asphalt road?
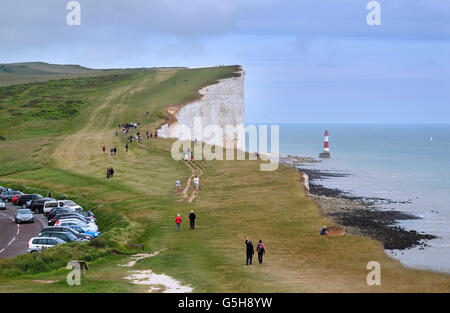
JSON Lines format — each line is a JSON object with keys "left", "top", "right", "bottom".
{"left": 0, "top": 202, "right": 47, "bottom": 258}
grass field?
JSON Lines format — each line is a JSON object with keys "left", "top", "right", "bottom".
{"left": 0, "top": 65, "right": 449, "bottom": 292}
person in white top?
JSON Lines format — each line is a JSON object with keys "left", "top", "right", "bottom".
{"left": 193, "top": 176, "right": 199, "bottom": 191}
{"left": 175, "top": 180, "right": 180, "bottom": 192}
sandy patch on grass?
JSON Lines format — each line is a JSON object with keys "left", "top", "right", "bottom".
{"left": 121, "top": 249, "right": 192, "bottom": 293}
{"left": 32, "top": 280, "right": 57, "bottom": 284}
{"left": 124, "top": 270, "right": 193, "bottom": 293}
{"left": 118, "top": 249, "right": 166, "bottom": 267}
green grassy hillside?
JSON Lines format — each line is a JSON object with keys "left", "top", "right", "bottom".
{"left": 0, "top": 65, "right": 449, "bottom": 292}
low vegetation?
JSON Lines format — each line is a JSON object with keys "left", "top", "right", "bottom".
{"left": 0, "top": 64, "right": 449, "bottom": 292}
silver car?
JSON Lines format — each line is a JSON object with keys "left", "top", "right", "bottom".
{"left": 0, "top": 199, "right": 5, "bottom": 210}
{"left": 27, "top": 237, "right": 65, "bottom": 253}
{"left": 15, "top": 208, "right": 34, "bottom": 223}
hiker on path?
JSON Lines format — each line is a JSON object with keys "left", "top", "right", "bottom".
{"left": 193, "top": 176, "right": 199, "bottom": 191}
{"left": 125, "top": 144, "right": 129, "bottom": 152}
{"left": 245, "top": 238, "right": 254, "bottom": 265}
{"left": 110, "top": 167, "right": 114, "bottom": 178}
{"left": 115, "top": 130, "right": 118, "bottom": 136}
{"left": 189, "top": 210, "right": 196, "bottom": 230}
{"left": 102, "top": 145, "right": 106, "bottom": 153}
{"left": 113, "top": 147, "right": 117, "bottom": 155}
{"left": 175, "top": 180, "right": 180, "bottom": 192}
{"left": 320, "top": 225, "right": 329, "bottom": 236}
{"left": 256, "top": 240, "right": 266, "bottom": 264}
{"left": 110, "top": 148, "right": 113, "bottom": 156}
{"left": 175, "top": 214, "right": 182, "bottom": 232}
{"left": 106, "top": 168, "right": 111, "bottom": 179}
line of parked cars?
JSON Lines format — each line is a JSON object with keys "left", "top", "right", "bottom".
{"left": 0, "top": 186, "right": 101, "bottom": 253}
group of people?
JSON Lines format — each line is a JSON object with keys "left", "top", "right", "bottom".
{"left": 175, "top": 176, "right": 199, "bottom": 192}
{"left": 101, "top": 146, "right": 118, "bottom": 156}
{"left": 175, "top": 210, "right": 197, "bottom": 231}
{"left": 245, "top": 238, "right": 266, "bottom": 265}
{"left": 106, "top": 167, "right": 115, "bottom": 179}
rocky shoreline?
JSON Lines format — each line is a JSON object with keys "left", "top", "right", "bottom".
{"left": 292, "top": 165, "right": 436, "bottom": 250}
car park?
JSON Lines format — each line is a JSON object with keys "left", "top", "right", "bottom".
{"left": 1, "top": 190, "right": 23, "bottom": 202}
{"left": 27, "top": 237, "right": 66, "bottom": 253}
{"left": 14, "top": 209, "right": 34, "bottom": 224}
{"left": 0, "top": 199, "right": 6, "bottom": 210}
{"left": 39, "top": 231, "right": 87, "bottom": 243}
{"left": 29, "top": 197, "right": 56, "bottom": 213}
{"left": 39, "top": 226, "right": 93, "bottom": 241}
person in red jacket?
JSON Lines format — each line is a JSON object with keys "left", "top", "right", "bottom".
{"left": 175, "top": 214, "right": 182, "bottom": 232}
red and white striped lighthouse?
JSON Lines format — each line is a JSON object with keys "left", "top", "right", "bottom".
{"left": 319, "top": 130, "right": 330, "bottom": 158}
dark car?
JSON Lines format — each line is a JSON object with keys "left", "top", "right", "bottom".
{"left": 1, "top": 190, "right": 23, "bottom": 202}
{"left": 48, "top": 213, "right": 90, "bottom": 226}
{"left": 47, "top": 207, "right": 72, "bottom": 220}
{"left": 39, "top": 231, "right": 85, "bottom": 243}
{"left": 15, "top": 209, "right": 34, "bottom": 224}
{"left": 17, "top": 194, "right": 43, "bottom": 207}
{"left": 78, "top": 210, "right": 95, "bottom": 220}
{"left": 29, "top": 197, "right": 56, "bottom": 214}
{"left": 39, "top": 226, "right": 93, "bottom": 241}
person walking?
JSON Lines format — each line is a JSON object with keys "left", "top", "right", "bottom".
{"left": 175, "top": 180, "right": 180, "bottom": 192}
{"left": 106, "top": 168, "right": 111, "bottom": 179}
{"left": 245, "top": 238, "right": 254, "bottom": 265}
{"left": 125, "top": 144, "right": 129, "bottom": 152}
{"left": 113, "top": 147, "right": 117, "bottom": 155}
{"left": 175, "top": 214, "right": 182, "bottom": 232}
{"left": 110, "top": 167, "right": 114, "bottom": 178}
{"left": 189, "top": 210, "right": 196, "bottom": 230}
{"left": 256, "top": 240, "right": 266, "bottom": 264}
{"left": 193, "top": 176, "right": 199, "bottom": 191}
{"left": 102, "top": 145, "right": 106, "bottom": 153}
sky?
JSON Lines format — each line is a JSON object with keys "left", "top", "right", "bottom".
{"left": 1, "top": 0, "right": 449, "bottom": 123}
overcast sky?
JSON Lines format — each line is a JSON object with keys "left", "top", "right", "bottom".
{"left": 1, "top": 0, "right": 449, "bottom": 123}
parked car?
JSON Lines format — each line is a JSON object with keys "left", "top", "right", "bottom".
{"left": 39, "top": 226, "right": 93, "bottom": 241}
{"left": 47, "top": 207, "right": 72, "bottom": 220}
{"left": 27, "top": 237, "right": 66, "bottom": 253}
{"left": 29, "top": 197, "right": 56, "bottom": 214}
{"left": 0, "top": 186, "right": 11, "bottom": 192}
{"left": 0, "top": 199, "right": 6, "bottom": 210}
{"left": 39, "top": 231, "right": 87, "bottom": 243}
{"left": 55, "top": 219, "right": 98, "bottom": 232}
{"left": 15, "top": 209, "right": 34, "bottom": 224}
{"left": 64, "top": 224, "right": 101, "bottom": 238}
{"left": 16, "top": 194, "right": 43, "bottom": 207}
{"left": 43, "top": 200, "right": 82, "bottom": 215}
{"left": 1, "top": 190, "right": 23, "bottom": 202}
{"left": 78, "top": 210, "right": 96, "bottom": 220}
{"left": 11, "top": 194, "right": 21, "bottom": 205}
{"left": 49, "top": 213, "right": 94, "bottom": 226}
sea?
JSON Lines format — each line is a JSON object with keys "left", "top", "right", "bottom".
{"left": 249, "top": 123, "right": 450, "bottom": 273}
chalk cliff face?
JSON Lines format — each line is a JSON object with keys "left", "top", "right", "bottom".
{"left": 157, "top": 69, "right": 245, "bottom": 150}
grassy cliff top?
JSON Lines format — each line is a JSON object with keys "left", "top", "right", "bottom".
{"left": 0, "top": 64, "right": 448, "bottom": 292}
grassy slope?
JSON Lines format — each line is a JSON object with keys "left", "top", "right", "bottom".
{"left": 0, "top": 65, "right": 449, "bottom": 292}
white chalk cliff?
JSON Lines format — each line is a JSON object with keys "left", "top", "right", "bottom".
{"left": 157, "top": 69, "right": 245, "bottom": 150}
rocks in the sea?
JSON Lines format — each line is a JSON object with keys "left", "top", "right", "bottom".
{"left": 301, "top": 167, "right": 437, "bottom": 251}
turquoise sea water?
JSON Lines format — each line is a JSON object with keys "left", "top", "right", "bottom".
{"left": 253, "top": 123, "right": 450, "bottom": 273}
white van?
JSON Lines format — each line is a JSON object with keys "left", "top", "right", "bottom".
{"left": 43, "top": 200, "right": 83, "bottom": 215}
